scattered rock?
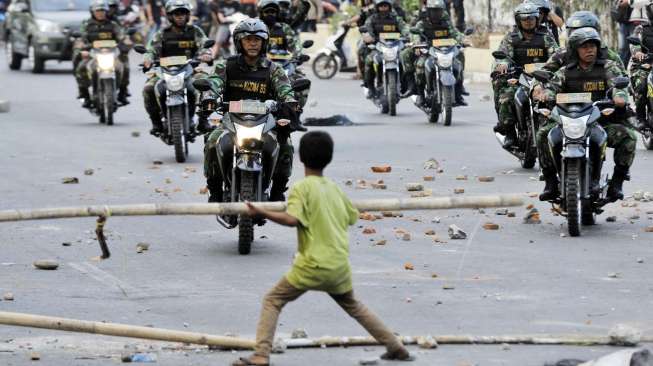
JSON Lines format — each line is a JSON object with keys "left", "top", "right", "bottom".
{"left": 526, "top": 204, "right": 534, "bottom": 210}
{"left": 382, "top": 211, "right": 403, "bottom": 218}
{"left": 424, "top": 229, "right": 436, "bottom": 236}
{"left": 359, "top": 212, "right": 377, "bottom": 221}
{"left": 633, "top": 190, "right": 645, "bottom": 201}
{"left": 621, "top": 202, "right": 638, "bottom": 208}
{"left": 375, "top": 240, "right": 387, "bottom": 246}
{"left": 404, "top": 263, "right": 414, "bottom": 270}
{"left": 478, "top": 176, "right": 495, "bottom": 182}
{"left": 401, "top": 233, "right": 412, "bottom": 241}
{"left": 84, "top": 169, "right": 94, "bottom": 176}
{"left": 406, "top": 183, "right": 424, "bottom": 192}
{"left": 371, "top": 165, "right": 392, "bottom": 173}
{"left": 647, "top": 210, "right": 653, "bottom": 215}
{"left": 448, "top": 225, "right": 467, "bottom": 239}
{"left": 362, "top": 227, "right": 376, "bottom": 235}
{"left": 3, "top": 292, "right": 14, "bottom": 301}
{"left": 431, "top": 217, "right": 441, "bottom": 223}
{"left": 291, "top": 328, "right": 308, "bottom": 339}
{"left": 152, "top": 160, "right": 163, "bottom": 165}
{"left": 645, "top": 226, "right": 653, "bottom": 232}
{"left": 495, "top": 208, "right": 509, "bottom": 215}
{"left": 478, "top": 208, "right": 485, "bottom": 214}
{"left": 165, "top": 178, "right": 172, "bottom": 184}
{"left": 507, "top": 212, "right": 516, "bottom": 218}
{"left": 345, "top": 179, "right": 353, "bottom": 186}
{"left": 501, "top": 343, "right": 511, "bottom": 351}
{"left": 136, "top": 242, "right": 150, "bottom": 253}
{"left": 442, "top": 284, "right": 455, "bottom": 290}
{"left": 431, "top": 273, "right": 439, "bottom": 278}
{"left": 359, "top": 357, "right": 379, "bottom": 365}
{"left": 0, "top": 99, "right": 11, "bottom": 113}
{"left": 371, "top": 182, "right": 387, "bottom": 190}
{"left": 607, "top": 272, "right": 621, "bottom": 279}
{"left": 523, "top": 208, "right": 541, "bottom": 224}
{"left": 30, "top": 352, "right": 40, "bottom": 361}
{"left": 411, "top": 190, "right": 432, "bottom": 198}
{"left": 128, "top": 353, "right": 157, "bottom": 362}
{"left": 560, "top": 233, "right": 567, "bottom": 237}
{"left": 455, "top": 175, "right": 468, "bottom": 181}
{"left": 62, "top": 242, "right": 72, "bottom": 247}
{"left": 483, "top": 222, "right": 500, "bottom": 230}
{"left": 33, "top": 260, "right": 59, "bottom": 270}
{"left": 131, "top": 131, "right": 140, "bottom": 137}
{"left": 423, "top": 176, "right": 435, "bottom": 181}
{"left": 62, "top": 177, "right": 79, "bottom": 184}
{"left": 423, "top": 158, "right": 440, "bottom": 170}
{"left": 417, "top": 335, "right": 438, "bottom": 349}
{"left": 608, "top": 324, "right": 642, "bottom": 346}
{"left": 629, "top": 215, "right": 640, "bottom": 220}
{"left": 637, "top": 258, "right": 644, "bottom": 263}
{"left": 199, "top": 187, "right": 209, "bottom": 195}
{"left": 453, "top": 188, "right": 465, "bottom": 194}
{"left": 606, "top": 216, "right": 617, "bottom": 222}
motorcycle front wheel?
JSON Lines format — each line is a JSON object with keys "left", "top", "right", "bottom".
{"left": 643, "top": 130, "right": 653, "bottom": 150}
{"left": 169, "top": 106, "right": 188, "bottom": 163}
{"left": 102, "top": 79, "right": 115, "bottom": 126}
{"left": 441, "top": 84, "right": 453, "bottom": 126}
{"left": 387, "top": 70, "right": 398, "bottom": 116}
{"left": 238, "top": 171, "right": 256, "bottom": 255}
{"left": 312, "top": 53, "right": 338, "bottom": 80}
{"left": 565, "top": 159, "right": 582, "bottom": 237}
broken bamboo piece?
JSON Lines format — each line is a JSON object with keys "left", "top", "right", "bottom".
{"left": 0, "top": 311, "right": 650, "bottom": 350}
{"left": 0, "top": 195, "right": 524, "bottom": 222}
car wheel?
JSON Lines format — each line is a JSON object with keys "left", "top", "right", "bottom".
{"left": 5, "top": 36, "right": 23, "bottom": 70}
{"left": 27, "top": 42, "right": 45, "bottom": 74}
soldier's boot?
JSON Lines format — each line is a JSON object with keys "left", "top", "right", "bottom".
{"left": 461, "top": 84, "right": 470, "bottom": 96}
{"left": 636, "top": 98, "right": 649, "bottom": 131}
{"left": 117, "top": 87, "right": 130, "bottom": 105}
{"left": 401, "top": 73, "right": 417, "bottom": 98}
{"left": 364, "top": 70, "right": 376, "bottom": 99}
{"left": 79, "top": 88, "right": 92, "bottom": 109}
{"left": 607, "top": 165, "right": 629, "bottom": 202}
{"left": 197, "top": 116, "right": 212, "bottom": 134}
{"left": 539, "top": 169, "right": 560, "bottom": 201}
{"left": 453, "top": 79, "right": 467, "bottom": 107}
{"left": 589, "top": 166, "right": 602, "bottom": 198}
{"left": 415, "top": 84, "right": 425, "bottom": 106}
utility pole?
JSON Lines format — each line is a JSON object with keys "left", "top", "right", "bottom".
{"left": 487, "top": 0, "right": 493, "bottom": 32}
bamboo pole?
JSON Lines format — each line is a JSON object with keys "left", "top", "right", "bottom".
{"left": 0, "top": 195, "right": 524, "bottom": 223}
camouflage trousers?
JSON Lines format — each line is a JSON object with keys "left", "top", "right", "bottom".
{"left": 536, "top": 120, "right": 637, "bottom": 171}
{"left": 630, "top": 67, "right": 650, "bottom": 102}
{"left": 493, "top": 78, "right": 518, "bottom": 128}
{"left": 118, "top": 52, "right": 130, "bottom": 90}
{"left": 203, "top": 126, "right": 294, "bottom": 201}
{"left": 75, "top": 58, "right": 124, "bottom": 89}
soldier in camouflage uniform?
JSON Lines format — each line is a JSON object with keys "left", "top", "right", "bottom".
{"left": 361, "top": 0, "right": 409, "bottom": 99}
{"left": 348, "top": 0, "right": 375, "bottom": 78}
{"left": 106, "top": 0, "right": 131, "bottom": 104}
{"left": 74, "top": 0, "right": 127, "bottom": 109}
{"left": 400, "top": 0, "right": 466, "bottom": 105}
{"left": 534, "top": 28, "right": 636, "bottom": 202}
{"left": 142, "top": 0, "right": 213, "bottom": 135}
{"left": 491, "top": 2, "right": 558, "bottom": 148}
{"left": 629, "top": 3, "right": 653, "bottom": 131}
{"left": 204, "top": 18, "right": 299, "bottom": 203}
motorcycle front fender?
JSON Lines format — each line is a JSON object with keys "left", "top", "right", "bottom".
{"left": 562, "top": 144, "right": 586, "bottom": 158}
{"left": 166, "top": 92, "right": 186, "bottom": 107}
{"left": 236, "top": 153, "right": 263, "bottom": 172}
{"left": 98, "top": 71, "right": 115, "bottom": 80}
{"left": 439, "top": 70, "right": 456, "bottom": 86}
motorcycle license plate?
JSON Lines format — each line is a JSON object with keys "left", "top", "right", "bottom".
{"left": 556, "top": 93, "right": 592, "bottom": 104}
{"left": 229, "top": 100, "right": 267, "bottom": 114}
{"left": 160, "top": 56, "right": 188, "bottom": 67}
{"left": 267, "top": 52, "right": 292, "bottom": 60}
{"left": 93, "top": 40, "right": 117, "bottom": 48}
{"left": 432, "top": 38, "right": 456, "bottom": 47}
{"left": 523, "top": 63, "right": 545, "bottom": 74}
{"left": 380, "top": 32, "right": 400, "bottom": 40}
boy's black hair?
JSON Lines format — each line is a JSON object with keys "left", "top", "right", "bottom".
{"left": 299, "top": 131, "right": 333, "bottom": 170}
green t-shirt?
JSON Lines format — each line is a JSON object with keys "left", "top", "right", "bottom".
{"left": 285, "top": 176, "right": 359, "bottom": 295}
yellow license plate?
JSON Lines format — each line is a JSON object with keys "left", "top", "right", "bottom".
{"left": 267, "top": 52, "right": 292, "bottom": 60}
{"left": 93, "top": 40, "right": 117, "bottom": 48}
{"left": 229, "top": 100, "right": 267, "bottom": 114}
{"left": 432, "top": 38, "right": 457, "bottom": 47}
{"left": 556, "top": 93, "right": 593, "bottom": 104}
{"left": 160, "top": 56, "right": 188, "bottom": 67}
{"left": 524, "top": 63, "right": 545, "bottom": 74}
{"left": 380, "top": 32, "right": 400, "bottom": 40}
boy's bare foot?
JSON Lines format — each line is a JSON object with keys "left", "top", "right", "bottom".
{"left": 231, "top": 354, "right": 270, "bottom": 366}
{"left": 380, "top": 347, "right": 415, "bottom": 361}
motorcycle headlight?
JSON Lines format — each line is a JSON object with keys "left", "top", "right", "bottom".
{"left": 163, "top": 73, "right": 185, "bottom": 92}
{"left": 235, "top": 123, "right": 264, "bottom": 147}
{"left": 436, "top": 53, "right": 453, "bottom": 68}
{"left": 96, "top": 53, "right": 115, "bottom": 71}
{"left": 560, "top": 115, "right": 588, "bottom": 139}
{"left": 35, "top": 19, "right": 61, "bottom": 33}
{"left": 382, "top": 47, "right": 398, "bottom": 61}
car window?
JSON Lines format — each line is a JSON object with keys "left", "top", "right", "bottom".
{"left": 31, "top": 0, "right": 90, "bottom": 12}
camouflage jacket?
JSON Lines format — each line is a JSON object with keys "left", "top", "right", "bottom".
{"left": 75, "top": 18, "right": 126, "bottom": 52}
{"left": 268, "top": 22, "right": 302, "bottom": 56}
{"left": 543, "top": 60, "right": 629, "bottom": 102}
{"left": 629, "top": 24, "right": 653, "bottom": 67}
{"left": 410, "top": 17, "right": 464, "bottom": 45}
{"left": 543, "top": 46, "right": 624, "bottom": 72}
{"left": 207, "top": 55, "right": 296, "bottom": 104}
{"left": 362, "top": 12, "right": 409, "bottom": 41}
{"left": 144, "top": 24, "right": 209, "bottom": 63}
{"left": 289, "top": 0, "right": 310, "bottom": 29}
{"left": 494, "top": 29, "right": 559, "bottom": 67}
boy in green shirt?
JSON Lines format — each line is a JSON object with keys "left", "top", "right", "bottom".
{"left": 234, "top": 131, "right": 413, "bottom": 366}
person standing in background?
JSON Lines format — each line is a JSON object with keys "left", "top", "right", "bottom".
{"left": 302, "top": 0, "right": 321, "bottom": 32}
{"left": 615, "top": 0, "right": 649, "bottom": 66}
{"left": 145, "top": 0, "right": 164, "bottom": 41}
{"left": 444, "top": 0, "right": 464, "bottom": 31}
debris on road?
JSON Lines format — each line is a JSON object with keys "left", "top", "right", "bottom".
{"left": 442, "top": 284, "right": 455, "bottom": 290}
{"left": 406, "top": 183, "right": 424, "bottom": 192}
{"left": 478, "top": 176, "right": 495, "bottom": 182}
{"left": 122, "top": 353, "right": 157, "bottom": 363}
{"left": 362, "top": 227, "right": 376, "bottom": 235}
{"left": 523, "top": 208, "right": 542, "bottom": 224}
{"left": 371, "top": 165, "right": 392, "bottom": 173}
{"left": 359, "top": 212, "right": 377, "bottom": 221}
{"left": 608, "top": 324, "right": 642, "bottom": 346}
{"left": 84, "top": 169, "right": 94, "bottom": 176}
{"left": 423, "top": 158, "right": 440, "bottom": 170}
{"left": 453, "top": 188, "right": 465, "bottom": 194}
{"left": 136, "top": 243, "right": 150, "bottom": 253}
{"left": 303, "top": 114, "right": 353, "bottom": 126}
{"left": 608, "top": 272, "right": 621, "bottom": 279}
{"left": 152, "top": 160, "right": 163, "bottom": 165}
{"left": 371, "top": 180, "right": 387, "bottom": 190}
{"left": 607, "top": 216, "right": 617, "bottom": 222}
{"left": 199, "top": 187, "right": 209, "bottom": 195}
{"left": 645, "top": 227, "right": 653, "bottom": 233}
{"left": 291, "top": 328, "right": 308, "bottom": 339}
{"left": 423, "top": 176, "right": 435, "bottom": 181}
{"left": 448, "top": 225, "right": 467, "bottom": 239}
{"left": 424, "top": 229, "right": 436, "bottom": 236}
{"left": 359, "top": 357, "right": 379, "bottom": 365}
{"left": 62, "top": 177, "right": 79, "bottom": 184}
{"left": 0, "top": 100, "right": 11, "bottom": 113}
{"left": 495, "top": 208, "right": 509, "bottom": 215}
{"left": 33, "top": 260, "right": 59, "bottom": 270}
{"left": 483, "top": 223, "right": 500, "bottom": 230}
{"left": 375, "top": 240, "right": 387, "bottom": 246}
{"left": 431, "top": 217, "right": 441, "bottom": 223}
{"left": 411, "top": 190, "right": 432, "bottom": 198}
{"left": 404, "top": 263, "right": 414, "bottom": 270}
{"left": 456, "top": 175, "right": 468, "bottom": 181}
{"left": 382, "top": 211, "right": 403, "bottom": 218}
{"left": 417, "top": 335, "right": 438, "bottom": 349}
{"left": 30, "top": 352, "right": 40, "bottom": 361}
{"left": 131, "top": 131, "right": 141, "bottom": 137}
{"left": 3, "top": 292, "right": 14, "bottom": 301}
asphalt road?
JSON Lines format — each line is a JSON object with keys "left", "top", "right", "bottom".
{"left": 1, "top": 51, "right": 653, "bottom": 366}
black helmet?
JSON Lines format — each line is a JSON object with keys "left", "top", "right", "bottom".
{"left": 374, "top": 0, "right": 392, "bottom": 10}
{"left": 524, "top": 0, "right": 551, "bottom": 14}
{"left": 89, "top": 0, "right": 109, "bottom": 17}
{"left": 425, "top": 0, "right": 445, "bottom": 22}
{"left": 565, "top": 11, "right": 600, "bottom": 36}
{"left": 277, "top": 0, "right": 291, "bottom": 22}
{"left": 233, "top": 18, "right": 269, "bottom": 55}
{"left": 514, "top": 2, "right": 540, "bottom": 30}
{"left": 258, "top": 0, "right": 280, "bottom": 25}
{"left": 165, "top": 0, "right": 192, "bottom": 24}
{"left": 568, "top": 27, "right": 602, "bottom": 57}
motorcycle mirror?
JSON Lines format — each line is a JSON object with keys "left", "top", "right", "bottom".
{"left": 133, "top": 44, "right": 147, "bottom": 54}
{"left": 302, "top": 40, "right": 314, "bottom": 48}
{"left": 612, "top": 76, "right": 630, "bottom": 89}
{"left": 532, "top": 70, "right": 552, "bottom": 83}
{"left": 627, "top": 36, "right": 642, "bottom": 46}
{"left": 203, "top": 40, "right": 216, "bottom": 49}
{"left": 464, "top": 27, "right": 474, "bottom": 36}
{"left": 492, "top": 51, "right": 507, "bottom": 60}
{"left": 126, "top": 27, "right": 138, "bottom": 35}
{"left": 71, "top": 30, "right": 82, "bottom": 38}
{"left": 193, "top": 78, "right": 213, "bottom": 92}
{"left": 298, "top": 54, "right": 311, "bottom": 63}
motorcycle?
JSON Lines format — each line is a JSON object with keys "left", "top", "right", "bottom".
{"left": 312, "top": 23, "right": 357, "bottom": 80}
{"left": 267, "top": 40, "right": 313, "bottom": 109}
{"left": 533, "top": 71, "right": 631, "bottom": 237}
{"left": 134, "top": 40, "right": 215, "bottom": 163}
{"left": 411, "top": 28, "right": 473, "bottom": 126}
{"left": 491, "top": 50, "right": 544, "bottom": 168}
{"left": 194, "top": 80, "right": 285, "bottom": 255}
{"left": 89, "top": 39, "right": 122, "bottom": 125}
{"left": 364, "top": 30, "right": 405, "bottom": 116}
{"left": 627, "top": 36, "right": 653, "bottom": 150}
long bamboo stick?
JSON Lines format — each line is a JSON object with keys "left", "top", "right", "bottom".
{"left": 1, "top": 311, "right": 650, "bottom": 350}
{"left": 0, "top": 195, "right": 524, "bottom": 223}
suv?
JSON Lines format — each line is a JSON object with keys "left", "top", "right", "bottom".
{"left": 4, "top": 0, "right": 88, "bottom": 73}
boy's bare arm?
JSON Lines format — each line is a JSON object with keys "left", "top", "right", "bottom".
{"left": 245, "top": 202, "right": 299, "bottom": 227}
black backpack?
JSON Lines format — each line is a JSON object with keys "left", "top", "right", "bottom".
{"left": 611, "top": 0, "right": 634, "bottom": 23}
